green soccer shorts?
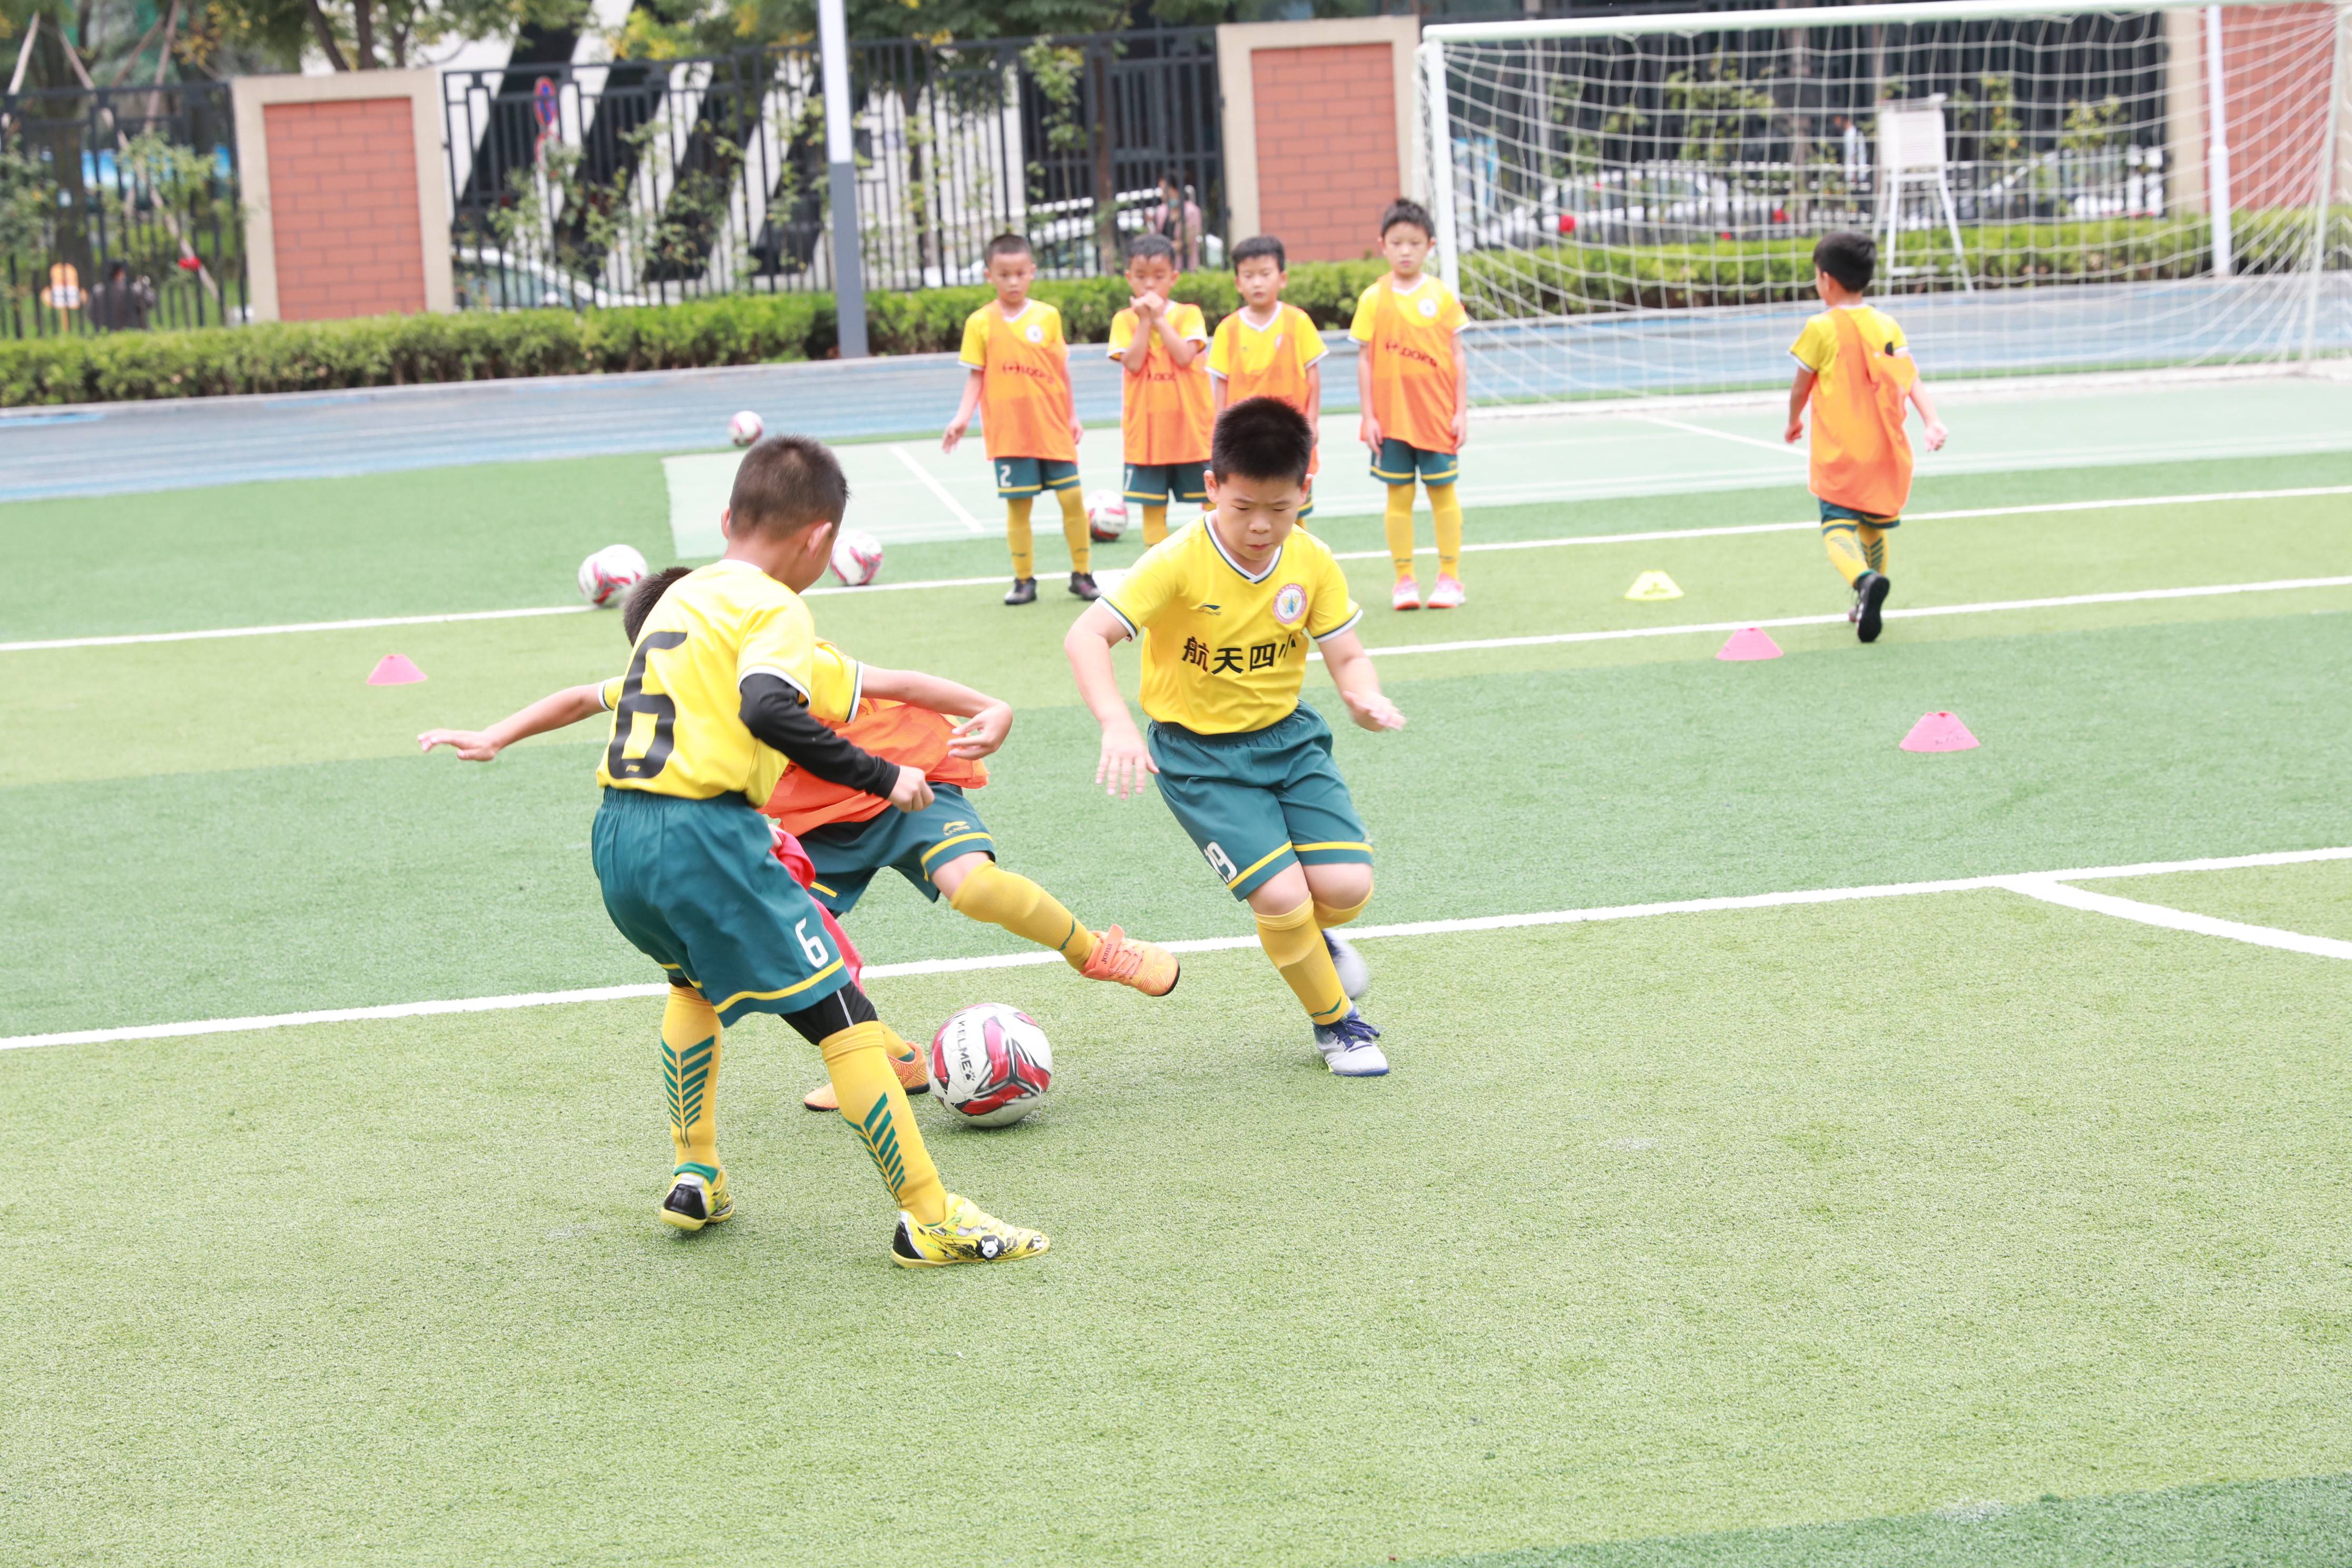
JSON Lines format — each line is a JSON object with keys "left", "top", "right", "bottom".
{"left": 1123, "top": 460, "right": 1210, "bottom": 506}
{"left": 1818, "top": 497, "right": 1902, "bottom": 527}
{"left": 1146, "top": 705, "right": 1373, "bottom": 900}
{"left": 994, "top": 457, "right": 1081, "bottom": 499}
{"left": 592, "top": 787, "right": 851, "bottom": 1025}
{"left": 799, "top": 785, "right": 996, "bottom": 916}
{"left": 1370, "top": 437, "right": 1459, "bottom": 489}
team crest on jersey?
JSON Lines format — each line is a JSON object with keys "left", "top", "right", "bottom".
{"left": 1272, "top": 583, "right": 1307, "bottom": 624}
{"left": 1417, "top": 296, "right": 1438, "bottom": 318}
{"left": 1025, "top": 323, "right": 1044, "bottom": 343}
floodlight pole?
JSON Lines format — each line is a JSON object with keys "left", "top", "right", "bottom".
{"left": 819, "top": 0, "right": 868, "bottom": 358}
{"left": 2204, "top": 5, "right": 2235, "bottom": 278}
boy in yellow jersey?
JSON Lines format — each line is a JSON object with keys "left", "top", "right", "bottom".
{"left": 1208, "top": 234, "right": 1325, "bottom": 523}
{"left": 1110, "top": 233, "right": 1214, "bottom": 547}
{"left": 1066, "top": 398, "right": 1405, "bottom": 1077}
{"left": 592, "top": 436, "right": 1046, "bottom": 1263}
{"left": 944, "top": 233, "right": 1095, "bottom": 607}
{"left": 420, "top": 565, "right": 1183, "bottom": 1119}
{"left": 1351, "top": 198, "right": 1470, "bottom": 613}
{"left": 1783, "top": 231, "right": 1948, "bottom": 643}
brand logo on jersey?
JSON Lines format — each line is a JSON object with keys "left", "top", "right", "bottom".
{"left": 1192, "top": 602, "right": 1221, "bottom": 615}
{"left": 1417, "top": 296, "right": 1438, "bottom": 318}
{"left": 1272, "top": 583, "right": 1307, "bottom": 624}
{"left": 1025, "top": 323, "right": 1043, "bottom": 343}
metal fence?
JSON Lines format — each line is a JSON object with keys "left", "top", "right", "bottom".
{"left": 442, "top": 28, "right": 1227, "bottom": 309}
{"left": 0, "top": 80, "right": 247, "bottom": 339}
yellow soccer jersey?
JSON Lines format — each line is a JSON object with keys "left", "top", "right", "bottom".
{"left": 1103, "top": 518, "right": 1362, "bottom": 734}
{"left": 594, "top": 559, "right": 821, "bottom": 806}
{"left": 1791, "top": 304, "right": 1908, "bottom": 384}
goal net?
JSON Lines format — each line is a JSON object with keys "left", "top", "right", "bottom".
{"left": 1419, "top": 0, "right": 2351, "bottom": 404}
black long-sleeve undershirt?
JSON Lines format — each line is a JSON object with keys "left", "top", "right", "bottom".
{"left": 739, "top": 674, "right": 901, "bottom": 799}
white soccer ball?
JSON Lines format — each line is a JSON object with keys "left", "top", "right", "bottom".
{"left": 830, "top": 527, "right": 884, "bottom": 587}
{"left": 1085, "top": 488, "right": 1128, "bottom": 543}
{"left": 577, "top": 543, "right": 649, "bottom": 607}
{"left": 728, "top": 409, "right": 763, "bottom": 446}
{"left": 928, "top": 1003, "right": 1053, "bottom": 1128}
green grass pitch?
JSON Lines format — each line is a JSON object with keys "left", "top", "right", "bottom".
{"left": 3, "top": 416, "right": 2350, "bottom": 1565}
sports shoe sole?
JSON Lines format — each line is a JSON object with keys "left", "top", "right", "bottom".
{"left": 1857, "top": 573, "right": 1892, "bottom": 643}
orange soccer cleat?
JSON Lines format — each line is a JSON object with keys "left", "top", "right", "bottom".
{"left": 1079, "top": 925, "right": 1181, "bottom": 997}
{"left": 803, "top": 1040, "right": 930, "bottom": 1112}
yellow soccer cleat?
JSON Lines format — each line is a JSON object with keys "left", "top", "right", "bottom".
{"left": 891, "top": 1193, "right": 1050, "bottom": 1269}
{"left": 1079, "top": 925, "right": 1181, "bottom": 997}
{"left": 659, "top": 1168, "right": 734, "bottom": 1232}
{"left": 803, "top": 1040, "right": 930, "bottom": 1112}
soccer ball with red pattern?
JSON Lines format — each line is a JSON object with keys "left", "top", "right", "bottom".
{"left": 928, "top": 1003, "right": 1053, "bottom": 1128}
{"left": 577, "top": 543, "right": 649, "bottom": 607}
{"left": 830, "top": 527, "right": 884, "bottom": 587}
{"left": 1085, "top": 489, "right": 1128, "bottom": 543}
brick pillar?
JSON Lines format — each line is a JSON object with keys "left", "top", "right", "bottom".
{"left": 1219, "top": 17, "right": 1422, "bottom": 260}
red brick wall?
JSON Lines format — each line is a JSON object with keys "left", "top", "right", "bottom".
{"left": 264, "top": 97, "right": 426, "bottom": 321}
{"left": 1250, "top": 44, "right": 1399, "bottom": 262}
{"left": 2215, "top": 4, "right": 2340, "bottom": 210}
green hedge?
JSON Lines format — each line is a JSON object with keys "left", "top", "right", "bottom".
{"left": 9, "top": 215, "right": 2344, "bottom": 406}
{"left": 0, "top": 257, "right": 1391, "bottom": 408}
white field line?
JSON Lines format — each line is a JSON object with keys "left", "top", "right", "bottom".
{"left": 890, "top": 443, "right": 985, "bottom": 534}
{"left": 6, "top": 846, "right": 2347, "bottom": 1056}
{"left": 6, "top": 485, "right": 2347, "bottom": 656}
{"left": 1997, "top": 876, "right": 2352, "bottom": 961}
{"left": 1629, "top": 411, "right": 1808, "bottom": 457}
{"left": 1321, "top": 575, "right": 2352, "bottom": 662}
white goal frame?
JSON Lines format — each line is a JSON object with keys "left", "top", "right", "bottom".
{"left": 1419, "top": 0, "right": 2351, "bottom": 403}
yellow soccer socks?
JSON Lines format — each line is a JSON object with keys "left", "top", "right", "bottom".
{"left": 1057, "top": 487, "right": 1092, "bottom": 575}
{"left": 947, "top": 860, "right": 1099, "bottom": 969}
{"left": 1384, "top": 484, "right": 1417, "bottom": 581}
{"left": 1141, "top": 503, "right": 1170, "bottom": 547}
{"left": 1256, "top": 898, "right": 1350, "bottom": 1027}
{"left": 1822, "top": 521, "right": 1867, "bottom": 586}
{"left": 1860, "top": 523, "right": 1888, "bottom": 577}
{"left": 1430, "top": 486, "right": 1464, "bottom": 582}
{"left": 821, "top": 1021, "right": 947, "bottom": 1227}
{"left": 662, "top": 986, "right": 723, "bottom": 1182}
{"left": 1006, "top": 496, "right": 1036, "bottom": 580}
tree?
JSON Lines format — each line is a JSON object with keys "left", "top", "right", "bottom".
{"left": 205, "top": 0, "right": 586, "bottom": 71}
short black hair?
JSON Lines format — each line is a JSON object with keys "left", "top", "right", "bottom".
{"left": 1211, "top": 396, "right": 1315, "bottom": 485}
{"left": 1231, "top": 234, "right": 1287, "bottom": 272}
{"left": 984, "top": 232, "right": 1031, "bottom": 262}
{"left": 622, "top": 565, "right": 693, "bottom": 644}
{"left": 728, "top": 434, "right": 849, "bottom": 541}
{"left": 1380, "top": 198, "right": 1434, "bottom": 240}
{"left": 1125, "top": 233, "right": 1178, "bottom": 267}
{"left": 1814, "top": 231, "right": 1875, "bottom": 292}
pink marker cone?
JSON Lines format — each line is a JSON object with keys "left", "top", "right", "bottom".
{"left": 1716, "top": 627, "right": 1782, "bottom": 661}
{"left": 368, "top": 654, "right": 426, "bottom": 686}
{"left": 1900, "top": 711, "right": 1978, "bottom": 752}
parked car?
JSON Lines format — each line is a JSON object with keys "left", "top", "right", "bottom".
{"left": 452, "top": 246, "right": 649, "bottom": 311}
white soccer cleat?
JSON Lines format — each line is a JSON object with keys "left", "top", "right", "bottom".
{"left": 1391, "top": 577, "right": 1422, "bottom": 612}
{"left": 1313, "top": 1009, "right": 1389, "bottom": 1077}
{"left": 1426, "top": 574, "right": 1466, "bottom": 609}
{"left": 1324, "top": 931, "right": 1369, "bottom": 999}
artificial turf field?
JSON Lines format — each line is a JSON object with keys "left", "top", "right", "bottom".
{"left": 4, "top": 393, "right": 2351, "bottom": 1565}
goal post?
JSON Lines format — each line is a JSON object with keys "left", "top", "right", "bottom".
{"left": 1417, "top": 0, "right": 2351, "bottom": 404}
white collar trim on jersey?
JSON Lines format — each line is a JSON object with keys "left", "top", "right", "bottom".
{"left": 1207, "top": 519, "right": 1282, "bottom": 584}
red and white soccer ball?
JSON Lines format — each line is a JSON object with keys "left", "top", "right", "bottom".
{"left": 576, "top": 543, "right": 649, "bottom": 607}
{"left": 728, "top": 409, "right": 763, "bottom": 446}
{"left": 830, "top": 527, "right": 884, "bottom": 587}
{"left": 929, "top": 1003, "right": 1053, "bottom": 1128}
{"left": 1085, "top": 488, "right": 1128, "bottom": 543}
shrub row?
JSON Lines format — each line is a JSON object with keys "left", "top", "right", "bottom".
{"left": 7, "top": 214, "right": 2340, "bottom": 406}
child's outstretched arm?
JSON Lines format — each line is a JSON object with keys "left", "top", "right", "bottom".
{"left": 1063, "top": 602, "right": 1157, "bottom": 800}
{"left": 943, "top": 367, "right": 985, "bottom": 454}
{"left": 1317, "top": 630, "right": 1405, "bottom": 733}
{"left": 1909, "top": 377, "right": 1948, "bottom": 451}
{"left": 419, "top": 683, "right": 604, "bottom": 761}
{"left": 1783, "top": 366, "right": 1817, "bottom": 444}
{"left": 860, "top": 665, "right": 1015, "bottom": 760}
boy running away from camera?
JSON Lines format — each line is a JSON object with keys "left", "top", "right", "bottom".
{"left": 1351, "top": 198, "right": 1469, "bottom": 612}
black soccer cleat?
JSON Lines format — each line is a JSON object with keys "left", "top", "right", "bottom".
{"left": 1854, "top": 571, "right": 1892, "bottom": 644}
{"left": 1003, "top": 577, "right": 1038, "bottom": 606}
{"left": 1069, "top": 571, "right": 1100, "bottom": 601}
